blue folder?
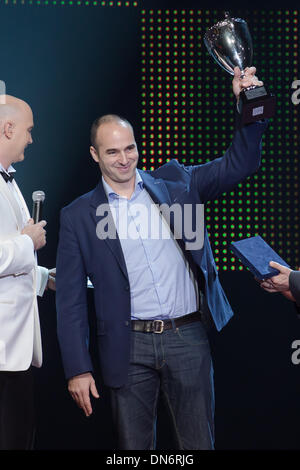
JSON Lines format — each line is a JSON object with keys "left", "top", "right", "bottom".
{"left": 230, "top": 235, "right": 290, "bottom": 280}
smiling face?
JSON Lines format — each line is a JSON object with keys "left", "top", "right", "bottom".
{"left": 90, "top": 121, "right": 139, "bottom": 192}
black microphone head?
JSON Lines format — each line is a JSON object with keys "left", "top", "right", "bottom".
{"left": 32, "top": 190, "right": 45, "bottom": 203}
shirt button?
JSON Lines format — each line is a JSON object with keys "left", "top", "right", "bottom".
{"left": 124, "top": 321, "right": 129, "bottom": 326}
{"left": 125, "top": 285, "right": 130, "bottom": 291}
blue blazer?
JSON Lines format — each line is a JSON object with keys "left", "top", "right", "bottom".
{"left": 56, "top": 121, "right": 267, "bottom": 387}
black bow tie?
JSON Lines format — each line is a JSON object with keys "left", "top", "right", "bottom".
{"left": 1, "top": 171, "right": 14, "bottom": 183}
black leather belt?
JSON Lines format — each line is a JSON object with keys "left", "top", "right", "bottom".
{"left": 131, "top": 311, "right": 202, "bottom": 334}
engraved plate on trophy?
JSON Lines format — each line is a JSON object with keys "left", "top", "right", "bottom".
{"left": 204, "top": 12, "right": 276, "bottom": 124}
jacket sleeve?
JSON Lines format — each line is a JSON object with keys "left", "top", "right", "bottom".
{"left": 0, "top": 234, "right": 35, "bottom": 277}
{"left": 36, "top": 266, "right": 49, "bottom": 297}
{"left": 289, "top": 272, "right": 300, "bottom": 317}
{"left": 56, "top": 208, "right": 94, "bottom": 380}
{"left": 189, "top": 120, "right": 268, "bottom": 203}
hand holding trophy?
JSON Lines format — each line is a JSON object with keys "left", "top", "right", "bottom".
{"left": 204, "top": 12, "right": 276, "bottom": 124}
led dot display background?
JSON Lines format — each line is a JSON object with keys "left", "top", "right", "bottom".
{"left": 0, "top": 2, "right": 298, "bottom": 273}
{"left": 141, "top": 8, "right": 299, "bottom": 272}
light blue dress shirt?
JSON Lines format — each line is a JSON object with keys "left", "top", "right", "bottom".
{"left": 102, "top": 170, "right": 199, "bottom": 320}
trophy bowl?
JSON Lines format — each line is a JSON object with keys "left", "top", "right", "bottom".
{"left": 204, "top": 12, "right": 276, "bottom": 124}
{"left": 204, "top": 15, "right": 253, "bottom": 76}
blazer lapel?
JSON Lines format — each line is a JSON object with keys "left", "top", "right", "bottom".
{"left": 0, "top": 175, "right": 24, "bottom": 230}
{"left": 139, "top": 169, "right": 184, "bottom": 238}
{"left": 139, "top": 170, "right": 172, "bottom": 207}
{"left": 139, "top": 170, "right": 195, "bottom": 257}
{"left": 13, "top": 181, "right": 30, "bottom": 220}
{"left": 90, "top": 181, "right": 129, "bottom": 281}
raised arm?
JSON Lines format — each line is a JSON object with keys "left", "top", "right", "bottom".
{"left": 189, "top": 66, "right": 267, "bottom": 202}
{"left": 190, "top": 118, "right": 267, "bottom": 203}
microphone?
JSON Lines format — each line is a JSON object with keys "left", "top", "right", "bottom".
{"left": 32, "top": 190, "right": 45, "bottom": 223}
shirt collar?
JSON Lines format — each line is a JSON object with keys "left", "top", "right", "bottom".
{"left": 102, "top": 169, "right": 143, "bottom": 200}
{"left": 0, "top": 163, "right": 16, "bottom": 175}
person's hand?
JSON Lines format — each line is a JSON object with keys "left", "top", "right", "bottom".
{"left": 232, "top": 66, "right": 263, "bottom": 101}
{"left": 258, "top": 280, "right": 295, "bottom": 302}
{"left": 68, "top": 372, "right": 100, "bottom": 417}
{"left": 46, "top": 267, "right": 56, "bottom": 291}
{"left": 257, "top": 261, "right": 294, "bottom": 301}
{"left": 22, "top": 218, "right": 47, "bottom": 251}
{"left": 257, "top": 277, "right": 277, "bottom": 293}
{"left": 263, "top": 261, "right": 292, "bottom": 292}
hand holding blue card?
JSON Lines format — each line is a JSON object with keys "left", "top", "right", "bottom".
{"left": 230, "top": 235, "right": 290, "bottom": 280}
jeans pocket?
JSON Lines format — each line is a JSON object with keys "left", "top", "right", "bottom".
{"left": 176, "top": 321, "right": 209, "bottom": 346}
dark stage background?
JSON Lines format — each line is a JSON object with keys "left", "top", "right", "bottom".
{"left": 0, "top": 0, "right": 300, "bottom": 450}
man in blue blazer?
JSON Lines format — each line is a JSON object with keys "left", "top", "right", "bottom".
{"left": 56, "top": 67, "right": 268, "bottom": 449}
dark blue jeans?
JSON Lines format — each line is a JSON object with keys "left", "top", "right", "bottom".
{"left": 110, "top": 320, "right": 215, "bottom": 450}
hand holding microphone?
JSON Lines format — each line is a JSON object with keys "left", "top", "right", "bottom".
{"left": 22, "top": 219, "right": 46, "bottom": 251}
{"left": 22, "top": 190, "right": 47, "bottom": 251}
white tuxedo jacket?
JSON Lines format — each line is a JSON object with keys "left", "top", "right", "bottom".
{"left": 0, "top": 175, "right": 48, "bottom": 371}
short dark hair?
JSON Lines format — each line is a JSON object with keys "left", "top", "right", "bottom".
{"left": 90, "top": 114, "right": 133, "bottom": 149}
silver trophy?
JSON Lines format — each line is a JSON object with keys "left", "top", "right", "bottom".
{"left": 204, "top": 12, "right": 276, "bottom": 124}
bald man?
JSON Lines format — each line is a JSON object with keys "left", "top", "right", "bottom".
{"left": 56, "top": 68, "right": 268, "bottom": 449}
{"left": 0, "top": 95, "right": 51, "bottom": 449}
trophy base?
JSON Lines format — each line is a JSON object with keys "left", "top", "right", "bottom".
{"left": 238, "top": 85, "right": 276, "bottom": 125}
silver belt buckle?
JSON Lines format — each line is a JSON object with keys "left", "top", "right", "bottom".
{"left": 153, "top": 320, "right": 164, "bottom": 334}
